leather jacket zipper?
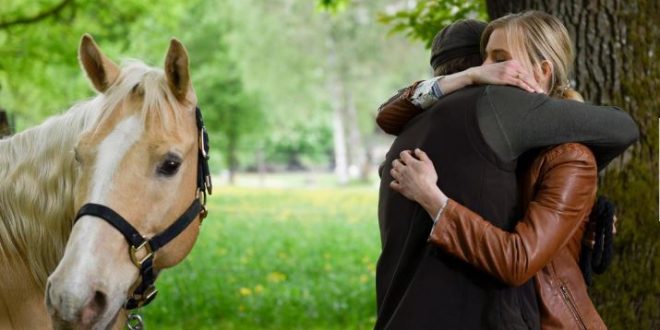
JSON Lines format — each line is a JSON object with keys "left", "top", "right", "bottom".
{"left": 560, "top": 284, "right": 586, "bottom": 330}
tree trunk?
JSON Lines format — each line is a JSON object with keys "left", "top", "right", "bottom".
{"left": 486, "top": 1, "right": 658, "bottom": 328}
{"left": 326, "top": 30, "right": 349, "bottom": 185}
{"left": 226, "top": 134, "right": 238, "bottom": 185}
{"left": 0, "top": 110, "right": 11, "bottom": 137}
{"left": 344, "top": 89, "right": 368, "bottom": 181}
{"left": 255, "top": 147, "right": 266, "bottom": 187}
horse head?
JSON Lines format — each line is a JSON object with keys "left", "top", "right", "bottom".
{"left": 46, "top": 34, "right": 209, "bottom": 329}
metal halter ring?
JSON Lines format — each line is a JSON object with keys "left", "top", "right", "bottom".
{"left": 129, "top": 241, "right": 153, "bottom": 268}
{"left": 196, "top": 189, "right": 208, "bottom": 221}
{"left": 127, "top": 279, "right": 158, "bottom": 308}
{"left": 126, "top": 312, "right": 144, "bottom": 330}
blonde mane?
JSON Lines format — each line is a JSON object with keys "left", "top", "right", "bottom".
{"left": 0, "top": 59, "right": 187, "bottom": 290}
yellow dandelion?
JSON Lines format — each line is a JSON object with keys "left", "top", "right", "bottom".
{"left": 359, "top": 274, "right": 369, "bottom": 284}
{"left": 239, "top": 287, "right": 252, "bottom": 296}
{"left": 267, "top": 271, "right": 287, "bottom": 283}
{"left": 254, "top": 284, "right": 264, "bottom": 294}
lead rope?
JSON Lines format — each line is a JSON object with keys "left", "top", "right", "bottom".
{"left": 127, "top": 309, "right": 144, "bottom": 330}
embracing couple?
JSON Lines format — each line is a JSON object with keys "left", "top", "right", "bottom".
{"left": 375, "top": 10, "right": 638, "bottom": 330}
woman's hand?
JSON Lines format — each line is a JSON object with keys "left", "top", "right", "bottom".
{"left": 390, "top": 149, "right": 448, "bottom": 214}
{"left": 465, "top": 60, "right": 545, "bottom": 93}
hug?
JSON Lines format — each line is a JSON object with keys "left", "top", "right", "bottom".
{"left": 375, "top": 10, "right": 638, "bottom": 330}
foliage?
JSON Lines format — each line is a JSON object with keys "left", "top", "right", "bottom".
{"left": 142, "top": 186, "right": 380, "bottom": 329}
{"left": 177, "top": 0, "right": 265, "bottom": 173}
{"left": 1, "top": 0, "right": 429, "bottom": 171}
{"left": 378, "top": 0, "right": 487, "bottom": 48}
{"left": 0, "top": 0, "right": 187, "bottom": 128}
{"left": 0, "top": 0, "right": 265, "bottom": 174}
{"left": 264, "top": 119, "right": 334, "bottom": 166}
{"left": 225, "top": 0, "right": 428, "bottom": 169}
{"left": 317, "top": 0, "right": 351, "bottom": 13}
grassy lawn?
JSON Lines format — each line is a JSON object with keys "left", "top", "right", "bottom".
{"left": 141, "top": 186, "right": 380, "bottom": 329}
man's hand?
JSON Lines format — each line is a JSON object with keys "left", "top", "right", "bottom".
{"left": 465, "top": 60, "right": 544, "bottom": 93}
{"left": 390, "top": 149, "right": 448, "bottom": 211}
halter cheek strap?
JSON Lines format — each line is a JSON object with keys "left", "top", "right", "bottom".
{"left": 73, "top": 106, "right": 211, "bottom": 310}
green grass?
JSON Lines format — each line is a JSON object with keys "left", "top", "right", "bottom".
{"left": 141, "top": 186, "right": 380, "bottom": 329}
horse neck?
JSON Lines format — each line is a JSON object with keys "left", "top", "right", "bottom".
{"left": 0, "top": 98, "right": 102, "bottom": 289}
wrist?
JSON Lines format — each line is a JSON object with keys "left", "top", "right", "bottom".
{"left": 463, "top": 67, "right": 477, "bottom": 85}
{"left": 420, "top": 186, "right": 448, "bottom": 216}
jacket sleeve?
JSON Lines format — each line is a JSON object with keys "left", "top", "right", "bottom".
{"left": 376, "top": 81, "right": 424, "bottom": 135}
{"left": 482, "top": 86, "right": 640, "bottom": 169}
{"left": 428, "top": 143, "right": 598, "bottom": 286}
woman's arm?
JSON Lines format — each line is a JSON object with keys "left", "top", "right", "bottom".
{"left": 390, "top": 146, "right": 597, "bottom": 286}
{"left": 376, "top": 61, "right": 540, "bottom": 135}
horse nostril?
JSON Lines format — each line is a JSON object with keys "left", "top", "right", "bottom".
{"left": 80, "top": 290, "right": 108, "bottom": 325}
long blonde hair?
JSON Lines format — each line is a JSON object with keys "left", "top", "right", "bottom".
{"left": 482, "top": 10, "right": 583, "bottom": 101}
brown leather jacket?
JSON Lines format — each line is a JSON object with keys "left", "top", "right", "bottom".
{"left": 430, "top": 143, "right": 606, "bottom": 330}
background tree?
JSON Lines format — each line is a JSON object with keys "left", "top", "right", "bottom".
{"left": 231, "top": 0, "right": 429, "bottom": 183}
{"left": 488, "top": 3, "right": 658, "bottom": 327}
{"left": 177, "top": 0, "right": 265, "bottom": 184}
{"left": 383, "top": 0, "right": 658, "bottom": 328}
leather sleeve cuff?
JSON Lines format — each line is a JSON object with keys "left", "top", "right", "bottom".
{"left": 376, "top": 80, "right": 425, "bottom": 135}
{"left": 428, "top": 199, "right": 459, "bottom": 245}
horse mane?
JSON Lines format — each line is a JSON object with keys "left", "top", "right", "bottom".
{"left": 0, "top": 59, "right": 187, "bottom": 290}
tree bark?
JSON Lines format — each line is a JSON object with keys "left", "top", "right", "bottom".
{"left": 486, "top": 1, "right": 658, "bottom": 328}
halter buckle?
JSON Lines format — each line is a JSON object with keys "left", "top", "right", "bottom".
{"left": 200, "top": 205, "right": 208, "bottom": 221}
{"left": 129, "top": 241, "right": 153, "bottom": 268}
{"left": 199, "top": 128, "right": 208, "bottom": 159}
{"left": 127, "top": 284, "right": 158, "bottom": 309}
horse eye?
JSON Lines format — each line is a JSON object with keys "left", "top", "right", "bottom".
{"left": 157, "top": 155, "right": 182, "bottom": 177}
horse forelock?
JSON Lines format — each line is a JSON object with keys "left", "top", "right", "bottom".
{"left": 95, "top": 60, "right": 194, "bottom": 140}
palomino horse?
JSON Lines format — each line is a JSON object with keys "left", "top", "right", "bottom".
{"left": 0, "top": 34, "right": 211, "bottom": 329}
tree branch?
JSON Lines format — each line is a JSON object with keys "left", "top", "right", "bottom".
{"left": 0, "top": 0, "right": 74, "bottom": 30}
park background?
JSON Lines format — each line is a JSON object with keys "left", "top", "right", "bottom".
{"left": 0, "top": 0, "right": 657, "bottom": 329}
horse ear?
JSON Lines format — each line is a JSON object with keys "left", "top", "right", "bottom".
{"left": 78, "top": 34, "right": 119, "bottom": 93}
{"left": 164, "top": 38, "right": 191, "bottom": 102}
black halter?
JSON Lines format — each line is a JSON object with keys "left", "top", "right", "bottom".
{"left": 74, "top": 106, "right": 212, "bottom": 310}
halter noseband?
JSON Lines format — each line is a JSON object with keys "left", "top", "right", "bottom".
{"left": 73, "top": 106, "right": 212, "bottom": 310}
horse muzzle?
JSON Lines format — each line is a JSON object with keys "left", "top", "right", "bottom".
{"left": 46, "top": 218, "right": 136, "bottom": 330}
{"left": 46, "top": 277, "right": 117, "bottom": 330}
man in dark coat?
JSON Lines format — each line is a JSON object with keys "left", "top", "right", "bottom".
{"left": 375, "top": 19, "right": 638, "bottom": 329}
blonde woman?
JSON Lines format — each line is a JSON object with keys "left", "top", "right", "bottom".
{"left": 379, "top": 11, "right": 637, "bottom": 329}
